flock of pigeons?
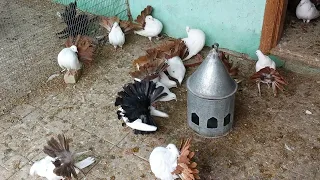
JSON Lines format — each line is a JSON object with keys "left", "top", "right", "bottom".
{"left": 31, "top": 0, "right": 320, "bottom": 179}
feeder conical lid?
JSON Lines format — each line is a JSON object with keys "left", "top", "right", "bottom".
{"left": 187, "top": 48, "right": 237, "bottom": 99}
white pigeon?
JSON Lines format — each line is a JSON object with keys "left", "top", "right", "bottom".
{"left": 57, "top": 45, "right": 81, "bottom": 75}
{"left": 134, "top": 15, "right": 163, "bottom": 41}
{"left": 30, "top": 156, "right": 95, "bottom": 180}
{"left": 109, "top": 21, "right": 125, "bottom": 49}
{"left": 296, "top": 0, "right": 320, "bottom": 23}
{"left": 149, "top": 144, "right": 180, "bottom": 180}
{"left": 155, "top": 81, "right": 177, "bottom": 102}
{"left": 159, "top": 72, "right": 177, "bottom": 89}
{"left": 182, "top": 26, "right": 206, "bottom": 60}
{"left": 255, "top": 50, "right": 276, "bottom": 72}
{"left": 166, "top": 56, "right": 186, "bottom": 84}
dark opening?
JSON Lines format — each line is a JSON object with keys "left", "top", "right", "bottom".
{"left": 191, "top": 113, "right": 199, "bottom": 125}
{"left": 224, "top": 114, "right": 231, "bottom": 126}
{"left": 274, "top": 1, "right": 320, "bottom": 68}
{"left": 207, "top": 117, "right": 218, "bottom": 128}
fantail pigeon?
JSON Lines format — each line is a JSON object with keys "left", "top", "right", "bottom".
{"left": 133, "top": 6, "right": 163, "bottom": 41}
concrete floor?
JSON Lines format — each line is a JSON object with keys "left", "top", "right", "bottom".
{"left": 0, "top": 0, "right": 67, "bottom": 114}
{"left": 1, "top": 1, "right": 320, "bottom": 180}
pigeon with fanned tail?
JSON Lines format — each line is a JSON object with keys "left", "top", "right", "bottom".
{"left": 182, "top": 26, "right": 205, "bottom": 61}
{"left": 30, "top": 134, "right": 95, "bottom": 180}
{"left": 251, "top": 50, "right": 287, "bottom": 96}
{"left": 133, "top": 6, "right": 163, "bottom": 41}
{"left": 296, "top": 0, "right": 320, "bottom": 23}
{"left": 250, "top": 67, "right": 287, "bottom": 97}
{"left": 115, "top": 79, "right": 169, "bottom": 134}
{"left": 57, "top": 45, "right": 81, "bottom": 75}
{"left": 100, "top": 16, "right": 135, "bottom": 49}
{"left": 149, "top": 138, "right": 200, "bottom": 180}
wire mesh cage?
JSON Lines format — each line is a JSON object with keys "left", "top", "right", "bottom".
{"left": 0, "top": 0, "right": 130, "bottom": 113}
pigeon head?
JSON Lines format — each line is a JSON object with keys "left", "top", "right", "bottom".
{"left": 167, "top": 67, "right": 184, "bottom": 85}
{"left": 112, "top": 21, "right": 120, "bottom": 29}
{"left": 166, "top": 144, "right": 179, "bottom": 157}
{"left": 167, "top": 93, "right": 177, "bottom": 101}
{"left": 186, "top": 26, "right": 190, "bottom": 33}
{"left": 255, "top": 50, "right": 264, "bottom": 58}
{"left": 145, "top": 15, "right": 154, "bottom": 22}
{"left": 69, "top": 45, "right": 78, "bottom": 53}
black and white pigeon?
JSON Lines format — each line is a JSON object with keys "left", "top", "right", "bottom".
{"left": 30, "top": 134, "right": 95, "bottom": 180}
{"left": 115, "top": 79, "right": 168, "bottom": 135}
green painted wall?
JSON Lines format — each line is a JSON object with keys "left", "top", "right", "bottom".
{"left": 53, "top": 0, "right": 128, "bottom": 19}
{"left": 128, "top": 0, "right": 267, "bottom": 58}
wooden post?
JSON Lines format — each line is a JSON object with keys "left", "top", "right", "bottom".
{"left": 259, "top": 0, "right": 288, "bottom": 54}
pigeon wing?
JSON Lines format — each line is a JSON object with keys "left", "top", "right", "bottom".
{"left": 130, "top": 58, "right": 169, "bottom": 80}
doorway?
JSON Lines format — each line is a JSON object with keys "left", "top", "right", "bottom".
{"left": 259, "top": 0, "right": 320, "bottom": 68}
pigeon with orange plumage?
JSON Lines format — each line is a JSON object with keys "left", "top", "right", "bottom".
{"left": 250, "top": 50, "right": 287, "bottom": 96}
{"left": 100, "top": 16, "right": 135, "bottom": 49}
{"left": 149, "top": 138, "right": 200, "bottom": 180}
{"left": 132, "top": 6, "right": 163, "bottom": 41}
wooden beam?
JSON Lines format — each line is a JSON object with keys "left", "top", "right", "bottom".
{"left": 259, "top": 0, "right": 288, "bottom": 54}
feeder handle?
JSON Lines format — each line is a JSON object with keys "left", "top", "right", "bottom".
{"left": 212, "top": 43, "right": 219, "bottom": 52}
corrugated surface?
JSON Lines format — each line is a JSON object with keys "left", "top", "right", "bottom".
{"left": 53, "top": 0, "right": 128, "bottom": 19}
{"left": 128, "top": 0, "right": 267, "bottom": 58}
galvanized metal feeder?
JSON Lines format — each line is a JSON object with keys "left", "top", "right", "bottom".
{"left": 186, "top": 44, "right": 237, "bottom": 137}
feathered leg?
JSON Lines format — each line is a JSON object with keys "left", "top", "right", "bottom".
{"left": 267, "top": 83, "right": 271, "bottom": 88}
{"left": 257, "top": 81, "right": 261, "bottom": 96}
{"left": 272, "top": 82, "right": 277, "bottom": 97}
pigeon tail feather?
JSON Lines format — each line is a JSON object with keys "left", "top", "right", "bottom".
{"left": 171, "top": 138, "right": 200, "bottom": 180}
{"left": 43, "top": 134, "right": 77, "bottom": 179}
